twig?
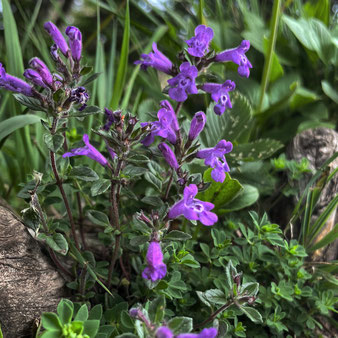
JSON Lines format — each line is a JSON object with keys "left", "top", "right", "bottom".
{"left": 194, "top": 301, "right": 234, "bottom": 329}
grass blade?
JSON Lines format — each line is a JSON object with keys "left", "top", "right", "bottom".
{"left": 308, "top": 223, "right": 338, "bottom": 253}
{"left": 110, "top": 0, "right": 130, "bottom": 110}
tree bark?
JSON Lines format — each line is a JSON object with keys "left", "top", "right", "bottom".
{"left": 0, "top": 206, "right": 66, "bottom": 338}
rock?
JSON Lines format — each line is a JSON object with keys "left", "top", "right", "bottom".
{"left": 0, "top": 206, "right": 66, "bottom": 338}
{"left": 287, "top": 127, "right": 338, "bottom": 261}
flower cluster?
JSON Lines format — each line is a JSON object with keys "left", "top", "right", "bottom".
{"left": 156, "top": 327, "right": 217, "bottom": 338}
{"left": 136, "top": 25, "right": 252, "bottom": 114}
{"left": 0, "top": 21, "right": 86, "bottom": 111}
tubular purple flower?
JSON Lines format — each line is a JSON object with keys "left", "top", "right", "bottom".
{"left": 29, "top": 58, "right": 53, "bottom": 88}
{"left": 197, "top": 140, "right": 233, "bottom": 183}
{"left": 186, "top": 25, "right": 214, "bottom": 57}
{"left": 141, "top": 100, "right": 179, "bottom": 146}
{"left": 215, "top": 40, "right": 252, "bottom": 78}
{"left": 63, "top": 134, "right": 108, "bottom": 167}
{"left": 177, "top": 328, "right": 218, "bottom": 338}
{"left": 44, "top": 21, "right": 69, "bottom": 56}
{"left": 168, "top": 62, "right": 198, "bottom": 102}
{"left": 65, "top": 26, "right": 82, "bottom": 61}
{"left": 202, "top": 80, "right": 236, "bottom": 115}
{"left": 158, "top": 143, "right": 179, "bottom": 170}
{"left": 189, "top": 111, "right": 206, "bottom": 141}
{"left": 135, "top": 42, "right": 173, "bottom": 75}
{"left": 23, "top": 69, "right": 47, "bottom": 88}
{"left": 0, "top": 63, "right": 34, "bottom": 97}
{"left": 50, "top": 44, "right": 59, "bottom": 61}
{"left": 168, "top": 184, "right": 218, "bottom": 226}
{"left": 156, "top": 327, "right": 174, "bottom": 338}
{"left": 70, "top": 86, "right": 89, "bottom": 110}
{"left": 142, "top": 241, "right": 167, "bottom": 282}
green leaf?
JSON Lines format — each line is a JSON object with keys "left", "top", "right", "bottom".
{"left": 74, "top": 304, "right": 89, "bottom": 321}
{"left": 121, "top": 311, "right": 135, "bottom": 329}
{"left": 57, "top": 299, "right": 74, "bottom": 325}
{"left": 283, "top": 16, "right": 335, "bottom": 64}
{"left": 0, "top": 115, "right": 43, "bottom": 142}
{"left": 88, "top": 304, "right": 103, "bottom": 321}
{"left": 218, "top": 184, "right": 259, "bottom": 214}
{"left": 303, "top": 0, "right": 329, "bottom": 26}
{"left": 13, "top": 94, "right": 46, "bottom": 112}
{"left": 241, "top": 306, "right": 263, "bottom": 323}
{"left": 290, "top": 86, "right": 318, "bottom": 110}
{"left": 200, "top": 92, "right": 252, "bottom": 147}
{"left": 228, "top": 139, "right": 283, "bottom": 164}
{"left": 197, "top": 169, "right": 243, "bottom": 210}
{"left": 46, "top": 233, "right": 69, "bottom": 255}
{"left": 44, "top": 134, "right": 64, "bottom": 153}
{"left": 167, "top": 317, "right": 193, "bottom": 335}
{"left": 164, "top": 230, "right": 192, "bottom": 241}
{"left": 130, "top": 235, "right": 149, "bottom": 247}
{"left": 69, "top": 166, "right": 99, "bottom": 182}
{"left": 144, "top": 172, "right": 162, "bottom": 191}
{"left": 41, "top": 312, "right": 63, "bottom": 331}
{"left": 83, "top": 320, "right": 100, "bottom": 337}
{"left": 149, "top": 295, "right": 166, "bottom": 324}
{"left": 111, "top": 0, "right": 130, "bottom": 109}
{"left": 82, "top": 72, "right": 102, "bottom": 86}
{"left": 91, "top": 179, "right": 111, "bottom": 196}
{"left": 141, "top": 196, "right": 163, "bottom": 207}
{"left": 204, "top": 289, "right": 227, "bottom": 305}
{"left": 263, "top": 36, "right": 284, "bottom": 83}
{"left": 87, "top": 210, "right": 110, "bottom": 227}
{"left": 321, "top": 80, "right": 338, "bottom": 104}
{"left": 80, "top": 66, "right": 94, "bottom": 76}
{"left": 70, "top": 106, "right": 102, "bottom": 118}
{"left": 308, "top": 223, "right": 338, "bottom": 252}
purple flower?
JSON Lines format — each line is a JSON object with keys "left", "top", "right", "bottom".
{"left": 63, "top": 134, "right": 108, "bottom": 167}
{"left": 23, "top": 69, "right": 47, "bottom": 88}
{"left": 44, "top": 22, "right": 69, "bottom": 57}
{"left": 215, "top": 40, "right": 252, "bottom": 78}
{"left": 158, "top": 143, "right": 179, "bottom": 170}
{"left": 142, "top": 241, "right": 167, "bottom": 282}
{"left": 135, "top": 42, "right": 173, "bottom": 75}
{"left": 186, "top": 25, "right": 214, "bottom": 58}
{"left": 29, "top": 58, "right": 53, "bottom": 88}
{"left": 168, "top": 184, "right": 218, "bottom": 226}
{"left": 202, "top": 80, "right": 235, "bottom": 115}
{"left": 141, "top": 100, "right": 179, "bottom": 146}
{"left": 129, "top": 308, "right": 139, "bottom": 318}
{"left": 168, "top": 62, "right": 198, "bottom": 102}
{"left": 197, "top": 140, "right": 233, "bottom": 183}
{"left": 70, "top": 86, "right": 89, "bottom": 110}
{"left": 189, "top": 111, "right": 206, "bottom": 141}
{"left": 0, "top": 63, "right": 34, "bottom": 97}
{"left": 177, "top": 328, "right": 218, "bottom": 338}
{"left": 65, "top": 26, "right": 82, "bottom": 61}
{"left": 156, "top": 327, "right": 174, "bottom": 338}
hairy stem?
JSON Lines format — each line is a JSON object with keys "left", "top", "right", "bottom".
{"left": 50, "top": 117, "right": 80, "bottom": 250}
{"left": 194, "top": 301, "right": 234, "bottom": 329}
{"left": 164, "top": 169, "right": 174, "bottom": 201}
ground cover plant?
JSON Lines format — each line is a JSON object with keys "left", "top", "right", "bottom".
{"left": 0, "top": 0, "right": 337, "bottom": 337}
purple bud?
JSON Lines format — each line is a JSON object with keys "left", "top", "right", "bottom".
{"left": 29, "top": 58, "right": 53, "bottom": 87}
{"left": 158, "top": 143, "right": 179, "bottom": 170}
{"left": 65, "top": 26, "right": 82, "bottom": 61}
{"left": 156, "top": 327, "right": 174, "bottom": 338}
{"left": 189, "top": 111, "right": 206, "bottom": 141}
{"left": 103, "top": 108, "right": 115, "bottom": 131}
{"left": 129, "top": 308, "right": 139, "bottom": 318}
{"left": 44, "top": 22, "right": 69, "bottom": 56}
{"left": 70, "top": 86, "right": 89, "bottom": 109}
{"left": 23, "top": 69, "right": 47, "bottom": 88}
{"left": 0, "top": 63, "right": 34, "bottom": 97}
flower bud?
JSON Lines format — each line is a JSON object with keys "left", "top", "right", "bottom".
{"left": 29, "top": 58, "right": 53, "bottom": 87}
{"left": 158, "top": 143, "right": 179, "bottom": 170}
{"left": 23, "top": 69, "right": 47, "bottom": 88}
{"left": 188, "top": 111, "right": 206, "bottom": 141}
{"left": 129, "top": 308, "right": 139, "bottom": 318}
{"left": 44, "top": 22, "right": 69, "bottom": 56}
{"left": 65, "top": 26, "right": 82, "bottom": 61}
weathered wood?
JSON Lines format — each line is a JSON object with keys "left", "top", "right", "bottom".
{"left": 0, "top": 206, "right": 66, "bottom": 338}
{"left": 287, "top": 127, "right": 338, "bottom": 261}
